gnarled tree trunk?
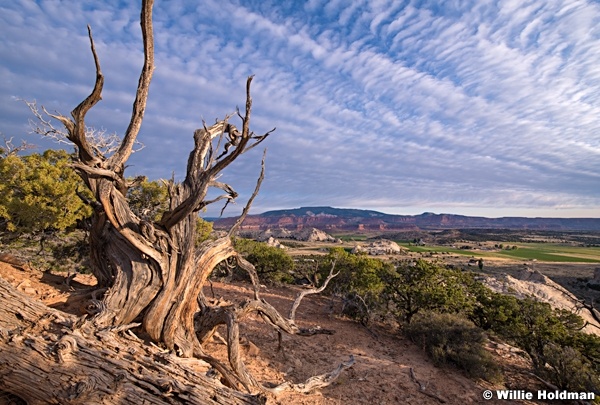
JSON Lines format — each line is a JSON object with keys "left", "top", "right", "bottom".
{"left": 4, "top": 0, "right": 354, "bottom": 400}
{"left": 0, "top": 276, "right": 264, "bottom": 404}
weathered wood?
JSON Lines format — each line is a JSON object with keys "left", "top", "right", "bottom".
{"left": 409, "top": 367, "right": 447, "bottom": 403}
{"left": 288, "top": 261, "right": 338, "bottom": 322}
{"left": 19, "top": 0, "right": 353, "bottom": 397}
{"left": 108, "top": 0, "right": 155, "bottom": 170}
{"left": 0, "top": 277, "right": 264, "bottom": 405}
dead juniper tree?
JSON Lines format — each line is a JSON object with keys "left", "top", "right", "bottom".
{"left": 13, "top": 0, "right": 352, "bottom": 397}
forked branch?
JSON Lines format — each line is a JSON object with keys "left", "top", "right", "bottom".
{"left": 0, "top": 135, "right": 36, "bottom": 157}
{"left": 288, "top": 261, "right": 338, "bottom": 322}
{"left": 24, "top": 24, "right": 105, "bottom": 166}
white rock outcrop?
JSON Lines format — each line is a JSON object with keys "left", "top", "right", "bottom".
{"left": 482, "top": 267, "right": 600, "bottom": 336}
{"left": 352, "top": 239, "right": 405, "bottom": 255}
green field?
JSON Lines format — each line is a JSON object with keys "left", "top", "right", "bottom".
{"left": 494, "top": 243, "right": 600, "bottom": 263}
{"left": 397, "top": 242, "right": 600, "bottom": 263}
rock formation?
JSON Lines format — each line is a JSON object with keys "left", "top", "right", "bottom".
{"left": 482, "top": 267, "right": 600, "bottom": 335}
{"left": 241, "top": 227, "right": 341, "bottom": 243}
{"left": 352, "top": 239, "right": 406, "bottom": 255}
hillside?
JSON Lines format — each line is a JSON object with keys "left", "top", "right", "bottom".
{"left": 0, "top": 261, "right": 544, "bottom": 405}
{"left": 212, "top": 206, "right": 600, "bottom": 232}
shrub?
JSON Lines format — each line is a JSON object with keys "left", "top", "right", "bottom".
{"left": 542, "top": 343, "right": 600, "bottom": 393}
{"left": 0, "top": 149, "right": 92, "bottom": 235}
{"left": 320, "top": 247, "right": 392, "bottom": 323}
{"left": 381, "top": 259, "right": 479, "bottom": 323}
{"left": 405, "top": 311, "right": 502, "bottom": 382}
{"left": 234, "top": 238, "right": 295, "bottom": 284}
{"left": 472, "top": 291, "right": 600, "bottom": 394}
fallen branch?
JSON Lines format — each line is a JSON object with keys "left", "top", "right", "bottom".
{"left": 526, "top": 372, "right": 560, "bottom": 391}
{"left": 0, "top": 276, "right": 264, "bottom": 405}
{"left": 409, "top": 367, "right": 447, "bottom": 403}
{"left": 268, "top": 355, "right": 355, "bottom": 394}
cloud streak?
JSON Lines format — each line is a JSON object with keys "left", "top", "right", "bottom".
{"left": 1, "top": 0, "right": 599, "bottom": 218}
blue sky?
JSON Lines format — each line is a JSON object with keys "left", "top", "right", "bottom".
{"left": 1, "top": 0, "right": 599, "bottom": 218}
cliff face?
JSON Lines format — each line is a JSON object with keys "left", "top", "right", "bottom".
{"left": 212, "top": 206, "right": 600, "bottom": 232}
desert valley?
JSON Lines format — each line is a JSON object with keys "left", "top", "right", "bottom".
{"left": 2, "top": 206, "right": 599, "bottom": 404}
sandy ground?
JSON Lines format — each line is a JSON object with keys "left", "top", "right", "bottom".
{"left": 0, "top": 259, "right": 554, "bottom": 405}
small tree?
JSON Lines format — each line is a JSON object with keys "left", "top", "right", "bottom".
{"left": 381, "top": 259, "right": 477, "bottom": 324}
{"left": 322, "top": 247, "right": 391, "bottom": 323}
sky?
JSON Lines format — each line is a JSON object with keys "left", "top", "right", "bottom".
{"left": 1, "top": 0, "right": 599, "bottom": 219}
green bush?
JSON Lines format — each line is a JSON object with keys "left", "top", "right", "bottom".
{"left": 542, "top": 343, "right": 600, "bottom": 393}
{"left": 0, "top": 149, "right": 92, "bottom": 235}
{"left": 405, "top": 311, "right": 502, "bottom": 382}
{"left": 234, "top": 238, "right": 295, "bottom": 284}
{"left": 472, "top": 290, "right": 600, "bottom": 393}
{"left": 320, "top": 247, "right": 392, "bottom": 323}
{"left": 381, "top": 259, "right": 479, "bottom": 323}
{"left": 127, "top": 178, "right": 169, "bottom": 221}
{"left": 482, "top": 297, "right": 583, "bottom": 370}
{"left": 322, "top": 247, "right": 389, "bottom": 296}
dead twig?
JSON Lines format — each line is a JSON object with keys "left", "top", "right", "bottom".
{"left": 409, "top": 367, "right": 446, "bottom": 403}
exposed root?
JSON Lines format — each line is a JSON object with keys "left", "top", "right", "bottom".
{"left": 194, "top": 259, "right": 351, "bottom": 396}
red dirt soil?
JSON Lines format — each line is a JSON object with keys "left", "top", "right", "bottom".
{"left": 0, "top": 261, "right": 544, "bottom": 404}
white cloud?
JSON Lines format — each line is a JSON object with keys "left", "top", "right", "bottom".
{"left": 1, "top": 0, "right": 599, "bottom": 218}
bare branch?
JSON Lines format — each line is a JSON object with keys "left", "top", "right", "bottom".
{"left": 24, "top": 100, "right": 138, "bottom": 160}
{"left": 410, "top": 368, "right": 447, "bottom": 403}
{"left": 241, "top": 76, "right": 253, "bottom": 141}
{"left": 234, "top": 255, "right": 261, "bottom": 300}
{"left": 109, "top": 0, "right": 155, "bottom": 170}
{"left": 228, "top": 151, "right": 266, "bottom": 236}
{"left": 268, "top": 356, "right": 355, "bottom": 394}
{"left": 0, "top": 134, "right": 36, "bottom": 157}
{"left": 23, "top": 100, "right": 70, "bottom": 143}
{"left": 70, "top": 162, "right": 123, "bottom": 182}
{"left": 239, "top": 128, "right": 275, "bottom": 157}
{"left": 85, "top": 127, "right": 121, "bottom": 158}
{"left": 185, "top": 120, "right": 230, "bottom": 186}
{"left": 288, "top": 261, "right": 338, "bottom": 322}
{"left": 207, "top": 77, "right": 256, "bottom": 177}
{"left": 23, "top": 26, "right": 105, "bottom": 166}
{"left": 578, "top": 298, "right": 600, "bottom": 326}
{"left": 67, "top": 25, "right": 105, "bottom": 165}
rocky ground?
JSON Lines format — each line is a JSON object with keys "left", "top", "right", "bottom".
{"left": 0, "top": 258, "right": 558, "bottom": 405}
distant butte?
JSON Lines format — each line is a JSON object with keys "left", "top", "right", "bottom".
{"left": 211, "top": 206, "right": 600, "bottom": 232}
